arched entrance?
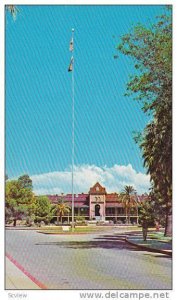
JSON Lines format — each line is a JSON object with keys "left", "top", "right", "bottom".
{"left": 95, "top": 204, "right": 100, "bottom": 216}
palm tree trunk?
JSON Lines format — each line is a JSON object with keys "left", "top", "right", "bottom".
{"left": 128, "top": 197, "right": 131, "bottom": 224}
{"left": 60, "top": 213, "right": 62, "bottom": 224}
{"left": 125, "top": 207, "right": 128, "bottom": 223}
{"left": 128, "top": 214, "right": 130, "bottom": 224}
{"left": 136, "top": 204, "right": 139, "bottom": 224}
{"left": 127, "top": 208, "right": 130, "bottom": 224}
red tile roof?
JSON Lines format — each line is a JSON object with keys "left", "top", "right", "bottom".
{"left": 47, "top": 183, "right": 148, "bottom": 206}
{"left": 48, "top": 194, "right": 89, "bottom": 205}
{"left": 105, "top": 203, "right": 123, "bottom": 208}
{"left": 106, "top": 193, "right": 119, "bottom": 201}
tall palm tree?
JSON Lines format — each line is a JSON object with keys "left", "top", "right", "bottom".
{"left": 120, "top": 185, "right": 137, "bottom": 224}
{"left": 55, "top": 200, "right": 71, "bottom": 225}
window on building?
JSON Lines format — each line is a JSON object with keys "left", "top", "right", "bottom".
{"left": 117, "top": 207, "right": 124, "bottom": 214}
{"left": 106, "top": 207, "right": 115, "bottom": 215}
{"left": 80, "top": 207, "right": 89, "bottom": 216}
{"left": 74, "top": 207, "right": 78, "bottom": 215}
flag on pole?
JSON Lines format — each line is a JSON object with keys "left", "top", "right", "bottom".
{"left": 68, "top": 56, "right": 74, "bottom": 72}
{"left": 69, "top": 37, "right": 74, "bottom": 52}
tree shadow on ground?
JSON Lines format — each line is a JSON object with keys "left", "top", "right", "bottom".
{"left": 35, "top": 233, "right": 172, "bottom": 257}
{"left": 35, "top": 233, "right": 145, "bottom": 252}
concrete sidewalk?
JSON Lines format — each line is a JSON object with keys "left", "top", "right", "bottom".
{"left": 5, "top": 257, "right": 41, "bottom": 289}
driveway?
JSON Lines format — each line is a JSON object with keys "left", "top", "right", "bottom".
{"left": 5, "top": 229, "right": 172, "bottom": 289}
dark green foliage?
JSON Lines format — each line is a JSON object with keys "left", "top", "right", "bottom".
{"left": 138, "top": 199, "right": 155, "bottom": 241}
{"left": 117, "top": 6, "right": 172, "bottom": 236}
{"left": 139, "top": 200, "right": 155, "bottom": 227}
{"left": 117, "top": 8, "right": 172, "bottom": 110}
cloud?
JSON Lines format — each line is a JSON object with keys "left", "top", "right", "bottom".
{"left": 31, "top": 164, "right": 150, "bottom": 195}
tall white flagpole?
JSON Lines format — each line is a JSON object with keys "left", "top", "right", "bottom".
{"left": 71, "top": 28, "right": 75, "bottom": 232}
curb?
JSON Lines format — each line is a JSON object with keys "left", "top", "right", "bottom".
{"left": 6, "top": 253, "right": 48, "bottom": 289}
{"left": 5, "top": 227, "right": 37, "bottom": 230}
{"left": 37, "top": 231, "right": 104, "bottom": 235}
{"left": 125, "top": 239, "right": 172, "bottom": 257}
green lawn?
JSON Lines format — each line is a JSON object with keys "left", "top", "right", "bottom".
{"left": 37, "top": 225, "right": 110, "bottom": 234}
{"left": 148, "top": 232, "right": 172, "bottom": 242}
{"left": 37, "top": 225, "right": 141, "bottom": 234}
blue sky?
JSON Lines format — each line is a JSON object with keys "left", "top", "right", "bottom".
{"left": 6, "top": 5, "right": 165, "bottom": 194}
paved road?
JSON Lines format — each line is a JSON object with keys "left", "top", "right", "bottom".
{"left": 5, "top": 229, "right": 172, "bottom": 289}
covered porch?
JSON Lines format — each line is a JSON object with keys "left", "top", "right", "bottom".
{"left": 105, "top": 206, "right": 139, "bottom": 224}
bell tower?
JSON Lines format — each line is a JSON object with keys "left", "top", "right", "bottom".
{"left": 89, "top": 182, "right": 106, "bottom": 221}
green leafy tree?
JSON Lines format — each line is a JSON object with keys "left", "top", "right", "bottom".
{"left": 120, "top": 185, "right": 137, "bottom": 224}
{"left": 18, "top": 174, "right": 33, "bottom": 190}
{"left": 5, "top": 180, "right": 34, "bottom": 226}
{"left": 34, "top": 196, "right": 53, "bottom": 225}
{"left": 117, "top": 6, "right": 172, "bottom": 236}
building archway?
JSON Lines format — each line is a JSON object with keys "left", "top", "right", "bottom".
{"left": 95, "top": 204, "right": 100, "bottom": 216}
